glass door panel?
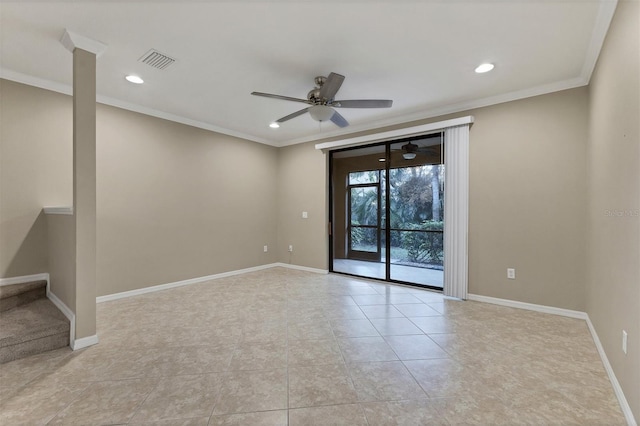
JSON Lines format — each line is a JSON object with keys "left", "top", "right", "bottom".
{"left": 388, "top": 137, "right": 444, "bottom": 287}
{"left": 331, "top": 145, "right": 385, "bottom": 280}
{"left": 348, "top": 185, "right": 380, "bottom": 261}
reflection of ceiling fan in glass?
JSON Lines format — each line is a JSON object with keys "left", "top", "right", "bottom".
{"left": 396, "top": 142, "right": 440, "bottom": 160}
{"left": 251, "top": 72, "right": 393, "bottom": 128}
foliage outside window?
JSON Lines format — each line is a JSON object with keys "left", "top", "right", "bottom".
{"left": 348, "top": 165, "right": 444, "bottom": 268}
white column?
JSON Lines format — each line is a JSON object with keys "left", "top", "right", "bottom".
{"left": 61, "top": 30, "right": 106, "bottom": 349}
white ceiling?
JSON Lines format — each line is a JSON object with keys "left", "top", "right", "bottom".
{"left": 0, "top": 1, "right": 616, "bottom": 147}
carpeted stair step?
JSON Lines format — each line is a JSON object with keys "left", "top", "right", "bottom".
{"left": 0, "top": 280, "right": 47, "bottom": 312}
{"left": 0, "top": 298, "right": 70, "bottom": 364}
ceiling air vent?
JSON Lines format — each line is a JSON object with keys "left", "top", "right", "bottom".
{"left": 138, "top": 49, "right": 176, "bottom": 70}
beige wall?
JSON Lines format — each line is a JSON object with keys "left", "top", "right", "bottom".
{"left": 284, "top": 88, "right": 588, "bottom": 310}
{"left": 467, "top": 89, "right": 588, "bottom": 310}
{"left": 96, "top": 104, "right": 278, "bottom": 295}
{"left": 276, "top": 141, "right": 327, "bottom": 270}
{"left": 1, "top": 80, "right": 279, "bottom": 297}
{"left": 586, "top": 0, "right": 639, "bottom": 419}
{"left": 47, "top": 214, "right": 76, "bottom": 312}
{"left": 0, "top": 80, "right": 73, "bottom": 277}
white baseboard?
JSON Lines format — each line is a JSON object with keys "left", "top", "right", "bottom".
{"left": 43, "top": 206, "right": 73, "bottom": 215}
{"left": 97, "top": 263, "right": 282, "bottom": 303}
{"left": 71, "top": 334, "right": 99, "bottom": 351}
{"left": 467, "top": 293, "right": 587, "bottom": 319}
{"left": 275, "top": 262, "right": 328, "bottom": 275}
{"left": 586, "top": 317, "right": 637, "bottom": 426}
{"left": 46, "top": 289, "right": 76, "bottom": 348}
{"left": 96, "top": 262, "right": 329, "bottom": 303}
{"left": 0, "top": 272, "right": 50, "bottom": 287}
{"left": 469, "top": 293, "right": 635, "bottom": 425}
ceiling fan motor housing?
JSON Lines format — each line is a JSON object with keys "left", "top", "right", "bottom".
{"left": 404, "top": 142, "right": 419, "bottom": 152}
{"left": 307, "top": 88, "right": 322, "bottom": 103}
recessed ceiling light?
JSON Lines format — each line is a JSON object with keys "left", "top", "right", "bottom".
{"left": 125, "top": 75, "right": 144, "bottom": 84}
{"left": 475, "top": 63, "right": 494, "bottom": 73}
{"left": 269, "top": 122, "right": 280, "bottom": 129}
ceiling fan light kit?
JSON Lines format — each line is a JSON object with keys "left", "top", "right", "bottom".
{"left": 402, "top": 152, "right": 417, "bottom": 160}
{"left": 309, "top": 105, "right": 334, "bottom": 122}
{"left": 251, "top": 72, "right": 393, "bottom": 128}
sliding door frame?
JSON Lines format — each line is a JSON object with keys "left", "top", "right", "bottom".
{"left": 328, "top": 134, "right": 444, "bottom": 291}
{"left": 321, "top": 116, "right": 473, "bottom": 298}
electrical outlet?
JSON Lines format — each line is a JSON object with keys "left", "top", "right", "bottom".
{"left": 288, "top": 245, "right": 293, "bottom": 252}
{"left": 623, "top": 330, "right": 628, "bottom": 354}
{"left": 263, "top": 245, "right": 268, "bottom": 253}
{"left": 507, "top": 268, "right": 516, "bottom": 279}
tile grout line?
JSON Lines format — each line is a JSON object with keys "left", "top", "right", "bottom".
{"left": 123, "top": 376, "right": 163, "bottom": 425}
{"left": 335, "top": 291, "right": 373, "bottom": 426}
{"left": 42, "top": 380, "right": 93, "bottom": 425}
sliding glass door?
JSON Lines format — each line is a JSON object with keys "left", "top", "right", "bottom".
{"left": 330, "top": 133, "right": 444, "bottom": 289}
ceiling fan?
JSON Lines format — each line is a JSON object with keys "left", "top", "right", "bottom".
{"left": 251, "top": 72, "right": 393, "bottom": 128}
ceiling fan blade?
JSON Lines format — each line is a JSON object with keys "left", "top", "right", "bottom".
{"left": 330, "top": 110, "right": 349, "bottom": 128}
{"left": 251, "top": 92, "right": 312, "bottom": 104}
{"left": 417, "top": 147, "right": 439, "bottom": 153}
{"left": 319, "top": 72, "right": 345, "bottom": 101}
{"left": 332, "top": 99, "right": 393, "bottom": 108}
{"left": 276, "top": 107, "right": 310, "bottom": 123}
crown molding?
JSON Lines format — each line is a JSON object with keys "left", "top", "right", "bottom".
{"left": 96, "top": 93, "right": 278, "bottom": 147}
{"left": 0, "top": 68, "right": 278, "bottom": 147}
{"left": 0, "top": 68, "right": 589, "bottom": 150}
{"left": 281, "top": 76, "right": 587, "bottom": 147}
{"left": 60, "top": 29, "right": 107, "bottom": 57}
{"left": 580, "top": 0, "right": 618, "bottom": 83}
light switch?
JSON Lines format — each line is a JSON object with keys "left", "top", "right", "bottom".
{"left": 302, "top": 211, "right": 308, "bottom": 219}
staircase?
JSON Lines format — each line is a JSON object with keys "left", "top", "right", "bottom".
{"left": 0, "top": 280, "right": 70, "bottom": 363}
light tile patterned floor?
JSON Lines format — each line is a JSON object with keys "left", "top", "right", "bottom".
{"left": 0, "top": 267, "right": 626, "bottom": 425}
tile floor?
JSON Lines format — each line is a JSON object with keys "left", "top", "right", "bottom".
{"left": 0, "top": 267, "right": 626, "bottom": 425}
